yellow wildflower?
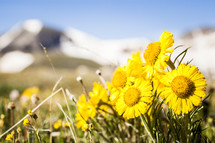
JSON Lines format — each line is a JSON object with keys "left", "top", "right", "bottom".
{"left": 152, "top": 73, "right": 165, "bottom": 95}
{"left": 64, "top": 122, "right": 71, "bottom": 128}
{"left": 160, "top": 64, "right": 207, "bottom": 114}
{"left": 20, "top": 86, "right": 39, "bottom": 104}
{"left": 89, "top": 82, "right": 110, "bottom": 115}
{"left": 89, "top": 82, "right": 108, "bottom": 107}
{"left": 21, "top": 86, "right": 39, "bottom": 98}
{"left": 108, "top": 67, "right": 134, "bottom": 105}
{"left": 77, "top": 94, "right": 96, "bottom": 119}
{"left": 75, "top": 112, "right": 87, "bottom": 130}
{"left": 160, "top": 30, "right": 174, "bottom": 49}
{"left": 82, "top": 123, "right": 89, "bottom": 131}
{"left": 116, "top": 78, "right": 153, "bottom": 119}
{"left": 53, "top": 120, "right": 62, "bottom": 130}
{"left": 112, "top": 67, "right": 127, "bottom": 88}
{"left": 126, "top": 51, "right": 144, "bottom": 78}
{"left": 23, "top": 119, "right": 30, "bottom": 126}
{"left": 76, "top": 82, "right": 111, "bottom": 130}
{"left": 107, "top": 82, "right": 121, "bottom": 105}
{"left": 11, "top": 130, "right": 15, "bottom": 136}
{"left": 143, "top": 31, "right": 174, "bottom": 79}
{"left": 28, "top": 110, "right": 33, "bottom": 116}
{"left": 75, "top": 94, "right": 96, "bottom": 130}
{"left": 5, "top": 134, "right": 13, "bottom": 141}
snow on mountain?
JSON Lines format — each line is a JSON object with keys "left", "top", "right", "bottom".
{"left": 0, "top": 19, "right": 43, "bottom": 52}
{"left": 0, "top": 19, "right": 150, "bottom": 72}
{"left": 0, "top": 51, "right": 34, "bottom": 73}
{"left": 0, "top": 19, "right": 63, "bottom": 72}
{"left": 23, "top": 19, "right": 43, "bottom": 34}
{"left": 0, "top": 19, "right": 215, "bottom": 76}
{"left": 0, "top": 25, "right": 22, "bottom": 51}
{"left": 61, "top": 28, "right": 150, "bottom": 65}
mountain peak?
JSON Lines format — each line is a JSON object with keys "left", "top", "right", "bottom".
{"left": 23, "top": 19, "right": 43, "bottom": 34}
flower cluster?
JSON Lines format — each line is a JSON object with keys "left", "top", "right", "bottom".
{"left": 74, "top": 30, "right": 207, "bottom": 143}
{"left": 106, "top": 30, "right": 206, "bottom": 116}
{"left": 75, "top": 82, "right": 109, "bottom": 131}
{"left": 0, "top": 30, "right": 209, "bottom": 143}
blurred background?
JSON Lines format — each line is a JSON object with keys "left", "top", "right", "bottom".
{"left": 0, "top": 0, "right": 215, "bottom": 98}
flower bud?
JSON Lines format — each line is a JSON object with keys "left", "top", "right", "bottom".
{"left": 8, "top": 102, "right": 15, "bottom": 110}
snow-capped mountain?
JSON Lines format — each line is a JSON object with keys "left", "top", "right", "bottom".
{"left": 0, "top": 19, "right": 65, "bottom": 72}
{"left": 61, "top": 28, "right": 149, "bottom": 65}
{"left": 0, "top": 19, "right": 149, "bottom": 72}
{"left": 0, "top": 20, "right": 42, "bottom": 53}
{"left": 0, "top": 19, "right": 215, "bottom": 78}
{"left": 0, "top": 19, "right": 63, "bottom": 53}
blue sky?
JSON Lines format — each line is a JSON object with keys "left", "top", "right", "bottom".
{"left": 1, "top": 0, "right": 215, "bottom": 41}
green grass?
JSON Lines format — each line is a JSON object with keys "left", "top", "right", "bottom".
{"left": 0, "top": 52, "right": 102, "bottom": 98}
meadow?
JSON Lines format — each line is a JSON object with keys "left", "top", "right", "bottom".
{"left": 0, "top": 31, "right": 215, "bottom": 143}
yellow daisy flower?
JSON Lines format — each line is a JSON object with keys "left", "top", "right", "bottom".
{"left": 77, "top": 94, "right": 96, "bottom": 119}
{"left": 143, "top": 31, "right": 174, "bottom": 79}
{"left": 112, "top": 67, "right": 127, "bottom": 88}
{"left": 152, "top": 73, "right": 165, "bottom": 95}
{"left": 160, "top": 30, "right": 174, "bottom": 49}
{"left": 76, "top": 94, "right": 96, "bottom": 130}
{"left": 160, "top": 64, "right": 207, "bottom": 114}
{"left": 89, "top": 82, "right": 112, "bottom": 116}
{"left": 107, "top": 82, "right": 121, "bottom": 105}
{"left": 115, "top": 78, "right": 153, "bottom": 119}
{"left": 126, "top": 51, "right": 144, "bottom": 78}
{"left": 108, "top": 67, "right": 128, "bottom": 105}
{"left": 89, "top": 82, "right": 108, "bottom": 107}
{"left": 75, "top": 112, "right": 87, "bottom": 130}
{"left": 108, "top": 67, "right": 136, "bottom": 105}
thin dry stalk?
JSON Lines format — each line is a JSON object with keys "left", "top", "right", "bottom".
{"left": 50, "top": 75, "right": 63, "bottom": 143}
{"left": 0, "top": 88, "right": 63, "bottom": 139}
{"left": 56, "top": 103, "right": 77, "bottom": 143}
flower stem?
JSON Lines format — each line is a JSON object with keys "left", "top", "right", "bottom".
{"left": 140, "top": 114, "right": 155, "bottom": 143}
{"left": 167, "top": 59, "right": 175, "bottom": 70}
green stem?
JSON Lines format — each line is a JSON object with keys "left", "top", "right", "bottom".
{"left": 140, "top": 114, "right": 155, "bottom": 143}
{"left": 166, "top": 59, "right": 175, "bottom": 70}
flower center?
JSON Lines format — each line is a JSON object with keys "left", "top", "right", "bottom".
{"left": 124, "top": 87, "right": 140, "bottom": 107}
{"left": 144, "top": 42, "right": 161, "bottom": 65}
{"left": 112, "top": 69, "right": 127, "bottom": 88}
{"left": 171, "top": 76, "right": 195, "bottom": 98}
